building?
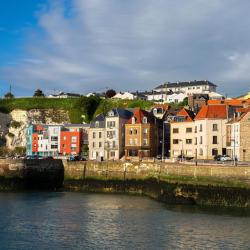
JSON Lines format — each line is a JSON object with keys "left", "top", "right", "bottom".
{"left": 88, "top": 114, "right": 106, "bottom": 160}
{"left": 226, "top": 108, "right": 250, "bottom": 161}
{"left": 105, "top": 108, "right": 133, "bottom": 160}
{"left": 167, "top": 92, "right": 187, "bottom": 103}
{"left": 194, "top": 105, "right": 228, "bottom": 160}
{"left": 188, "top": 94, "right": 209, "bottom": 113}
{"left": 26, "top": 124, "right": 62, "bottom": 157}
{"left": 61, "top": 124, "right": 90, "bottom": 157}
{"left": 150, "top": 104, "right": 169, "bottom": 119}
{"left": 154, "top": 80, "right": 217, "bottom": 96}
{"left": 47, "top": 91, "right": 81, "bottom": 98}
{"left": 112, "top": 92, "right": 137, "bottom": 100}
{"left": 26, "top": 124, "right": 85, "bottom": 157}
{"left": 124, "top": 108, "right": 159, "bottom": 158}
{"left": 170, "top": 108, "right": 195, "bottom": 158}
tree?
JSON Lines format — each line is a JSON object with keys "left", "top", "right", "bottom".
{"left": 33, "top": 89, "right": 45, "bottom": 97}
{"left": 75, "top": 95, "right": 101, "bottom": 123}
{"left": 4, "top": 92, "right": 14, "bottom": 99}
{"left": 105, "top": 89, "right": 116, "bottom": 98}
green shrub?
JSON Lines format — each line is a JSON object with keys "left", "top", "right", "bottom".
{"left": 10, "top": 120, "right": 22, "bottom": 128}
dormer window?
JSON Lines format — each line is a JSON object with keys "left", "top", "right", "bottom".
{"left": 95, "top": 121, "right": 99, "bottom": 128}
{"left": 143, "top": 117, "right": 147, "bottom": 124}
{"left": 108, "top": 111, "right": 114, "bottom": 117}
{"left": 132, "top": 117, "right": 136, "bottom": 124}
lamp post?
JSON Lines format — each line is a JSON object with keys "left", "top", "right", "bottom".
{"left": 179, "top": 139, "right": 184, "bottom": 162}
{"left": 161, "top": 121, "right": 167, "bottom": 162}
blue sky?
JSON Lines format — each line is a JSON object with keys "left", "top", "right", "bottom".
{"left": 0, "top": 0, "right": 250, "bottom": 97}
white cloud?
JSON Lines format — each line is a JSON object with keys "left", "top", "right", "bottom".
{"left": 1, "top": 0, "right": 250, "bottom": 96}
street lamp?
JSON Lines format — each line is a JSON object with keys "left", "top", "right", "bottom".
{"left": 179, "top": 139, "right": 184, "bottom": 162}
{"left": 161, "top": 121, "right": 168, "bottom": 162}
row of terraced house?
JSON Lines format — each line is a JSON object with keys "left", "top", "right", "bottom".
{"left": 26, "top": 100, "right": 250, "bottom": 162}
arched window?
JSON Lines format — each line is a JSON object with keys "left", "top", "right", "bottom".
{"left": 143, "top": 117, "right": 147, "bottom": 124}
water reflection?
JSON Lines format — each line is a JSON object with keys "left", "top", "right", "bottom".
{"left": 0, "top": 192, "right": 249, "bottom": 250}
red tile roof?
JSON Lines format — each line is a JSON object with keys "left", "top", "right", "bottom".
{"left": 195, "top": 105, "right": 227, "bottom": 120}
{"left": 207, "top": 99, "right": 250, "bottom": 106}
{"left": 127, "top": 108, "right": 154, "bottom": 124}
{"left": 174, "top": 108, "right": 195, "bottom": 122}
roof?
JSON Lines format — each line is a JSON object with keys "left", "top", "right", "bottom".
{"left": 106, "top": 108, "right": 133, "bottom": 119}
{"left": 155, "top": 80, "right": 217, "bottom": 90}
{"left": 176, "top": 108, "right": 195, "bottom": 122}
{"left": 151, "top": 103, "right": 169, "bottom": 110}
{"left": 195, "top": 105, "right": 227, "bottom": 120}
{"left": 90, "top": 114, "right": 106, "bottom": 128}
{"left": 127, "top": 108, "right": 155, "bottom": 124}
{"left": 64, "top": 124, "right": 90, "bottom": 128}
{"left": 207, "top": 99, "right": 250, "bottom": 106}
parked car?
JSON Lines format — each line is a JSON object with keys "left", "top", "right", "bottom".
{"left": 214, "top": 155, "right": 232, "bottom": 161}
{"left": 67, "top": 156, "right": 86, "bottom": 162}
{"left": 177, "top": 155, "right": 194, "bottom": 161}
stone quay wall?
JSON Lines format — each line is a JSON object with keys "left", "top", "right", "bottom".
{"left": 64, "top": 160, "right": 250, "bottom": 185}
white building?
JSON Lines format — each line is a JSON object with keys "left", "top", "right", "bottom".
{"left": 167, "top": 93, "right": 187, "bottom": 103}
{"left": 112, "top": 92, "right": 137, "bottom": 100}
{"left": 154, "top": 80, "right": 217, "bottom": 96}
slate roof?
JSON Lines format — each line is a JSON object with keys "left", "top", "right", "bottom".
{"left": 106, "top": 108, "right": 133, "bottom": 119}
{"left": 155, "top": 80, "right": 217, "bottom": 90}
{"left": 90, "top": 114, "right": 106, "bottom": 128}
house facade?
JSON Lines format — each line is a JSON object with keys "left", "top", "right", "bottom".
{"left": 170, "top": 109, "right": 195, "bottom": 158}
{"left": 88, "top": 114, "right": 106, "bottom": 161}
{"left": 226, "top": 109, "right": 250, "bottom": 161}
{"left": 194, "top": 105, "right": 228, "bottom": 160}
{"left": 105, "top": 109, "right": 133, "bottom": 160}
{"left": 124, "top": 108, "right": 159, "bottom": 158}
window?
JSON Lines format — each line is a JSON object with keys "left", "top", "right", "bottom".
{"left": 199, "top": 124, "right": 202, "bottom": 132}
{"left": 71, "top": 136, "right": 77, "bottom": 143}
{"left": 143, "top": 139, "right": 148, "bottom": 146}
{"left": 195, "top": 137, "right": 197, "bottom": 145}
{"left": 186, "top": 128, "right": 192, "bottom": 133}
{"left": 212, "top": 124, "right": 218, "bottom": 131}
{"left": 51, "top": 145, "right": 58, "bottom": 149}
{"left": 195, "top": 126, "right": 197, "bottom": 133}
{"left": 110, "top": 151, "right": 115, "bottom": 157}
{"left": 173, "top": 128, "right": 179, "bottom": 133}
{"left": 63, "top": 136, "right": 66, "bottom": 140}
{"left": 200, "top": 136, "right": 203, "bottom": 144}
{"left": 112, "top": 141, "right": 116, "bottom": 148}
{"left": 186, "top": 139, "right": 192, "bottom": 144}
{"left": 134, "top": 129, "right": 138, "bottom": 135}
{"left": 129, "top": 129, "right": 133, "bottom": 135}
{"left": 99, "top": 142, "right": 102, "bottom": 148}
{"left": 99, "top": 132, "right": 102, "bottom": 138}
{"left": 93, "top": 132, "right": 96, "bottom": 139}
{"left": 129, "top": 138, "right": 133, "bottom": 145}
{"left": 199, "top": 148, "right": 203, "bottom": 156}
{"left": 93, "top": 142, "right": 95, "bottom": 148}
{"left": 132, "top": 117, "right": 136, "bottom": 124}
{"left": 143, "top": 117, "right": 147, "bottom": 124}
{"left": 173, "top": 139, "right": 179, "bottom": 144}
{"left": 51, "top": 136, "right": 58, "bottom": 141}
{"left": 95, "top": 121, "right": 99, "bottom": 128}
{"left": 134, "top": 138, "right": 138, "bottom": 145}
{"left": 71, "top": 144, "right": 77, "bottom": 150}
{"left": 213, "top": 136, "right": 217, "bottom": 144}
{"left": 144, "top": 128, "right": 148, "bottom": 134}
{"left": 212, "top": 148, "right": 218, "bottom": 156}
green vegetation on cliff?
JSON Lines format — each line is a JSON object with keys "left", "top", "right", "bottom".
{"left": 0, "top": 97, "right": 154, "bottom": 123}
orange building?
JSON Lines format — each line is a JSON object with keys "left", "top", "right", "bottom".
{"left": 60, "top": 131, "right": 81, "bottom": 156}
{"left": 124, "top": 108, "right": 159, "bottom": 158}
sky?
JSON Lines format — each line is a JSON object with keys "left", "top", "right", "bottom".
{"left": 0, "top": 0, "right": 250, "bottom": 97}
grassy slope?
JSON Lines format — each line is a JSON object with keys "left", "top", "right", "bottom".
{"left": 0, "top": 98, "right": 154, "bottom": 123}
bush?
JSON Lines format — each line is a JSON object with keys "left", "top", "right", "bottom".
{"left": 10, "top": 121, "right": 22, "bottom": 128}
